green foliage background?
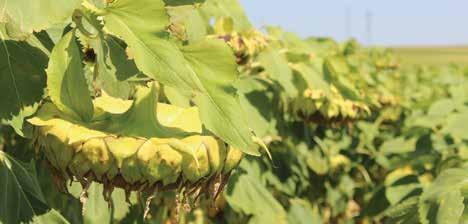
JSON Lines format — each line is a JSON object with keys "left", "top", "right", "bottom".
{"left": 0, "top": 0, "right": 467, "bottom": 223}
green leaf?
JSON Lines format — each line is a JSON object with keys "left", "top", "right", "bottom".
{"left": 35, "top": 161, "right": 83, "bottom": 223}
{"left": 46, "top": 30, "right": 94, "bottom": 121}
{"left": 419, "top": 168, "right": 468, "bottom": 224}
{"left": 163, "top": 85, "right": 191, "bottom": 108}
{"left": 164, "top": 0, "right": 205, "bottom": 6}
{"left": 287, "top": 199, "right": 322, "bottom": 224}
{"left": 105, "top": 83, "right": 200, "bottom": 138}
{"left": 183, "top": 39, "right": 260, "bottom": 155}
{"left": 380, "top": 137, "right": 417, "bottom": 155}
{"left": 385, "top": 196, "right": 419, "bottom": 219}
{"left": 0, "top": 151, "right": 49, "bottom": 224}
{"left": 238, "top": 90, "right": 275, "bottom": 138}
{"left": 33, "top": 210, "right": 70, "bottom": 224}
{"left": 76, "top": 11, "right": 138, "bottom": 94}
{"left": 89, "top": 35, "right": 138, "bottom": 99}
{"left": 385, "top": 175, "right": 421, "bottom": 205}
{"left": 436, "top": 190, "right": 464, "bottom": 224}
{"left": 167, "top": 6, "right": 207, "bottom": 42}
{"left": 323, "top": 56, "right": 361, "bottom": 100}
{"left": 103, "top": 0, "right": 203, "bottom": 93}
{"left": 82, "top": 184, "right": 130, "bottom": 224}
{"left": 225, "top": 172, "right": 287, "bottom": 224}
{"left": 102, "top": 0, "right": 259, "bottom": 154}
{"left": 421, "top": 168, "right": 468, "bottom": 202}
{"left": 0, "top": 38, "right": 47, "bottom": 135}
{"left": 258, "top": 47, "right": 298, "bottom": 98}
{"left": 200, "top": 0, "right": 252, "bottom": 31}
{"left": 291, "top": 62, "right": 331, "bottom": 95}
{"left": 66, "top": 182, "right": 130, "bottom": 224}
{"left": 306, "top": 147, "right": 329, "bottom": 175}
{"left": 427, "top": 98, "right": 455, "bottom": 117}
{"left": 0, "top": 0, "right": 81, "bottom": 33}
{"left": 442, "top": 112, "right": 468, "bottom": 140}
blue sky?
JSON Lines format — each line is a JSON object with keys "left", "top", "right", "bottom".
{"left": 238, "top": 0, "right": 468, "bottom": 46}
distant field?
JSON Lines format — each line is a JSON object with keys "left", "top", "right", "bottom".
{"left": 391, "top": 46, "right": 468, "bottom": 66}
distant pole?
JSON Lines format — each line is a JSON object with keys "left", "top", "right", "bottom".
{"left": 345, "top": 6, "right": 352, "bottom": 39}
{"left": 365, "top": 10, "right": 373, "bottom": 45}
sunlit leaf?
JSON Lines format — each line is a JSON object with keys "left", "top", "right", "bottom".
{"left": 103, "top": 0, "right": 260, "bottom": 154}
{"left": 380, "top": 137, "right": 417, "bottom": 155}
{"left": 0, "top": 0, "right": 80, "bottom": 33}
{"left": 46, "top": 30, "right": 94, "bottom": 121}
{"left": 200, "top": 0, "right": 252, "bottom": 31}
{"left": 183, "top": 39, "right": 260, "bottom": 155}
{"left": 103, "top": 0, "right": 203, "bottom": 93}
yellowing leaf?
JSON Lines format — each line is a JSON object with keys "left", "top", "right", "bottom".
{"left": 94, "top": 92, "right": 133, "bottom": 114}
{"left": 157, "top": 103, "right": 202, "bottom": 133}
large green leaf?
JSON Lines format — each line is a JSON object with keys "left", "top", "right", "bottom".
{"left": 102, "top": 0, "right": 259, "bottom": 154}
{"left": 183, "top": 39, "right": 260, "bottom": 155}
{"left": 0, "top": 37, "right": 47, "bottom": 135}
{"left": 419, "top": 168, "right": 468, "bottom": 224}
{"left": 0, "top": 0, "right": 80, "bottom": 33}
{"left": 47, "top": 30, "right": 94, "bottom": 121}
{"left": 0, "top": 151, "right": 50, "bottom": 223}
{"left": 103, "top": 0, "right": 203, "bottom": 93}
